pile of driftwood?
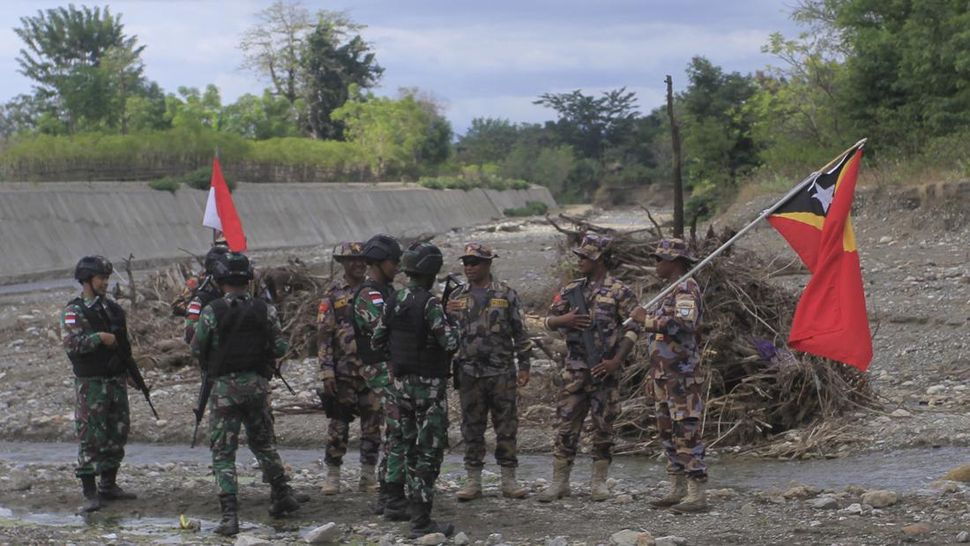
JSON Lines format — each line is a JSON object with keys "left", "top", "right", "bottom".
{"left": 547, "top": 213, "right": 878, "bottom": 458}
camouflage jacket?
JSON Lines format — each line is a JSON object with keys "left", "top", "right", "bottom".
{"left": 447, "top": 278, "right": 532, "bottom": 376}
{"left": 547, "top": 275, "right": 641, "bottom": 370}
{"left": 190, "top": 292, "right": 288, "bottom": 365}
{"left": 317, "top": 277, "right": 364, "bottom": 380}
{"left": 62, "top": 295, "right": 111, "bottom": 357}
{"left": 351, "top": 276, "right": 392, "bottom": 385}
{"left": 372, "top": 281, "right": 459, "bottom": 356}
{"left": 644, "top": 278, "right": 703, "bottom": 378}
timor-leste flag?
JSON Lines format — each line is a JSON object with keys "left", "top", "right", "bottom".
{"left": 767, "top": 143, "right": 872, "bottom": 371}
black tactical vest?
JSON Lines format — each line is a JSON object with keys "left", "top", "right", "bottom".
{"left": 193, "top": 276, "right": 223, "bottom": 309}
{"left": 352, "top": 279, "right": 390, "bottom": 365}
{"left": 209, "top": 297, "right": 272, "bottom": 377}
{"left": 387, "top": 288, "right": 449, "bottom": 379}
{"left": 67, "top": 297, "right": 128, "bottom": 378}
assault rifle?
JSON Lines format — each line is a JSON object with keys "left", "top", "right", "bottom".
{"left": 441, "top": 274, "right": 465, "bottom": 389}
{"left": 105, "top": 311, "right": 160, "bottom": 420}
{"left": 562, "top": 282, "right": 603, "bottom": 369}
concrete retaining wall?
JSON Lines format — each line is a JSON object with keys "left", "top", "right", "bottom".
{"left": 0, "top": 182, "right": 556, "bottom": 280}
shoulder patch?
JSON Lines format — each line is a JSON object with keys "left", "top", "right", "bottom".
{"left": 674, "top": 294, "right": 697, "bottom": 322}
{"left": 64, "top": 311, "right": 77, "bottom": 325}
{"left": 368, "top": 291, "right": 384, "bottom": 305}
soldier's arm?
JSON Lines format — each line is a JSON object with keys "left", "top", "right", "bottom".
{"left": 507, "top": 288, "right": 533, "bottom": 372}
{"left": 426, "top": 296, "right": 458, "bottom": 353}
{"left": 316, "top": 297, "right": 337, "bottom": 381}
{"left": 191, "top": 306, "right": 215, "bottom": 362}
{"left": 611, "top": 285, "right": 642, "bottom": 362}
{"left": 266, "top": 303, "right": 289, "bottom": 358}
{"left": 371, "top": 303, "right": 390, "bottom": 353}
{"left": 543, "top": 287, "right": 571, "bottom": 331}
{"left": 61, "top": 304, "right": 102, "bottom": 355}
{"left": 355, "top": 290, "right": 385, "bottom": 335}
{"left": 642, "top": 284, "right": 699, "bottom": 336}
{"left": 183, "top": 296, "right": 203, "bottom": 345}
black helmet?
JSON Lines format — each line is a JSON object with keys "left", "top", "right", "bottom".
{"left": 401, "top": 242, "right": 443, "bottom": 276}
{"left": 204, "top": 245, "right": 230, "bottom": 275}
{"left": 74, "top": 256, "right": 113, "bottom": 283}
{"left": 213, "top": 252, "right": 254, "bottom": 283}
{"left": 362, "top": 234, "right": 402, "bottom": 263}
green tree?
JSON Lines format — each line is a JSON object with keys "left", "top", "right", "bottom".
{"left": 166, "top": 85, "right": 222, "bottom": 130}
{"left": 534, "top": 88, "right": 639, "bottom": 161}
{"left": 221, "top": 90, "right": 301, "bottom": 139}
{"left": 457, "top": 118, "right": 520, "bottom": 165}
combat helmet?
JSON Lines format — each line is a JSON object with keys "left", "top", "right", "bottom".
{"left": 362, "top": 234, "right": 403, "bottom": 263}
{"left": 401, "top": 242, "right": 443, "bottom": 276}
{"left": 74, "top": 256, "right": 113, "bottom": 283}
{"left": 204, "top": 245, "right": 231, "bottom": 275}
{"left": 213, "top": 252, "right": 254, "bottom": 283}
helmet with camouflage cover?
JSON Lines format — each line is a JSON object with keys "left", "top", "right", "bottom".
{"left": 362, "top": 234, "right": 403, "bottom": 263}
{"left": 74, "top": 255, "right": 113, "bottom": 283}
{"left": 213, "top": 252, "right": 254, "bottom": 283}
{"left": 650, "top": 237, "right": 697, "bottom": 263}
{"left": 460, "top": 242, "right": 497, "bottom": 261}
{"left": 401, "top": 241, "right": 443, "bottom": 276}
{"left": 571, "top": 233, "right": 613, "bottom": 261}
{"left": 332, "top": 241, "right": 365, "bottom": 262}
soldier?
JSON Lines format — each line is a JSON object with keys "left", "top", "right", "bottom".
{"left": 183, "top": 244, "right": 230, "bottom": 344}
{"left": 539, "top": 234, "right": 641, "bottom": 503}
{"left": 446, "top": 243, "right": 532, "bottom": 501}
{"left": 191, "top": 252, "right": 300, "bottom": 536}
{"left": 172, "top": 237, "right": 229, "bottom": 318}
{"left": 373, "top": 242, "right": 458, "bottom": 538}
{"left": 62, "top": 256, "right": 138, "bottom": 513}
{"left": 317, "top": 242, "right": 383, "bottom": 495}
{"left": 640, "top": 238, "right": 708, "bottom": 513}
{"left": 352, "top": 234, "right": 408, "bottom": 520}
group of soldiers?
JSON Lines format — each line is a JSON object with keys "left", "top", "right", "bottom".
{"left": 61, "top": 231, "right": 708, "bottom": 539}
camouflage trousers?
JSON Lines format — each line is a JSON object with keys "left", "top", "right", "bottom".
{"left": 553, "top": 369, "right": 619, "bottom": 462}
{"left": 366, "top": 364, "right": 404, "bottom": 486}
{"left": 75, "top": 375, "right": 130, "bottom": 477}
{"left": 649, "top": 374, "right": 707, "bottom": 480}
{"left": 386, "top": 375, "right": 449, "bottom": 503}
{"left": 325, "top": 376, "right": 383, "bottom": 466}
{"left": 459, "top": 370, "right": 519, "bottom": 469}
{"left": 209, "top": 371, "right": 288, "bottom": 495}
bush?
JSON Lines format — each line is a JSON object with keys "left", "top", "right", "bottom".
{"left": 503, "top": 201, "right": 549, "bottom": 217}
{"left": 418, "top": 172, "right": 529, "bottom": 191}
{"left": 148, "top": 178, "right": 180, "bottom": 193}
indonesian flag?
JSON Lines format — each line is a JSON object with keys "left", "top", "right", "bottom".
{"left": 202, "top": 157, "right": 247, "bottom": 252}
{"left": 767, "top": 142, "right": 872, "bottom": 371}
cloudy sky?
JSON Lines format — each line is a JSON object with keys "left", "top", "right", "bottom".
{"left": 0, "top": 1, "right": 802, "bottom": 133}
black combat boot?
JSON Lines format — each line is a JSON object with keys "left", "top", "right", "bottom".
{"left": 268, "top": 476, "right": 300, "bottom": 517}
{"left": 408, "top": 500, "right": 455, "bottom": 539}
{"left": 79, "top": 475, "right": 102, "bottom": 513}
{"left": 213, "top": 494, "right": 239, "bottom": 536}
{"left": 382, "top": 481, "right": 410, "bottom": 522}
{"left": 98, "top": 468, "right": 137, "bottom": 500}
{"left": 371, "top": 480, "right": 389, "bottom": 515}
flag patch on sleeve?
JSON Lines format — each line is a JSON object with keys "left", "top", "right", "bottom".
{"left": 368, "top": 291, "right": 384, "bottom": 305}
{"left": 64, "top": 311, "right": 77, "bottom": 325}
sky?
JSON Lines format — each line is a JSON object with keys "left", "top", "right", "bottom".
{"left": 0, "top": 1, "right": 803, "bottom": 134}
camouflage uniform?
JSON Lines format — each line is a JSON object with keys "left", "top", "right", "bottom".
{"left": 317, "top": 276, "right": 382, "bottom": 467}
{"left": 62, "top": 296, "right": 130, "bottom": 478}
{"left": 191, "top": 293, "right": 291, "bottom": 496}
{"left": 546, "top": 237, "right": 640, "bottom": 463}
{"left": 373, "top": 282, "right": 459, "bottom": 503}
{"left": 183, "top": 275, "right": 222, "bottom": 344}
{"left": 448, "top": 244, "right": 532, "bottom": 470}
{"left": 644, "top": 239, "right": 706, "bottom": 481}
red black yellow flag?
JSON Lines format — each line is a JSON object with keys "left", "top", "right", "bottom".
{"left": 767, "top": 142, "right": 872, "bottom": 371}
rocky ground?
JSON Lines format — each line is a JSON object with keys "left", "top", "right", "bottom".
{"left": 0, "top": 182, "right": 968, "bottom": 544}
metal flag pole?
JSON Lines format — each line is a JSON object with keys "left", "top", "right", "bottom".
{"left": 624, "top": 137, "right": 867, "bottom": 324}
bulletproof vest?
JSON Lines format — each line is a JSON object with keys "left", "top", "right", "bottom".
{"left": 193, "top": 276, "right": 223, "bottom": 309}
{"left": 209, "top": 297, "right": 272, "bottom": 376}
{"left": 67, "top": 297, "right": 127, "bottom": 378}
{"left": 352, "top": 279, "right": 390, "bottom": 365}
{"left": 387, "top": 288, "right": 449, "bottom": 379}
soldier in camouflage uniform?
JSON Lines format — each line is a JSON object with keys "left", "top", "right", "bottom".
{"left": 62, "top": 256, "right": 138, "bottom": 513}
{"left": 373, "top": 241, "right": 458, "bottom": 539}
{"left": 317, "top": 241, "right": 383, "bottom": 495}
{"left": 183, "top": 244, "right": 230, "bottom": 344}
{"left": 640, "top": 238, "right": 708, "bottom": 513}
{"left": 353, "top": 234, "right": 408, "bottom": 520}
{"left": 191, "top": 253, "right": 300, "bottom": 536}
{"left": 446, "top": 243, "right": 532, "bottom": 501}
{"left": 172, "top": 237, "right": 228, "bottom": 318}
{"left": 539, "top": 234, "right": 641, "bottom": 503}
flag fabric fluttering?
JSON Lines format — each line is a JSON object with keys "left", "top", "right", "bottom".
{"left": 202, "top": 157, "right": 247, "bottom": 252}
{"left": 767, "top": 142, "right": 872, "bottom": 371}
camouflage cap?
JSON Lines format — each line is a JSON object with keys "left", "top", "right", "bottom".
{"left": 572, "top": 233, "right": 613, "bottom": 261}
{"left": 333, "top": 241, "right": 365, "bottom": 261}
{"left": 651, "top": 237, "right": 697, "bottom": 263}
{"left": 460, "top": 242, "right": 497, "bottom": 260}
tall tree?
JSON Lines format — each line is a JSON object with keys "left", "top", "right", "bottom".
{"left": 457, "top": 118, "right": 520, "bottom": 165}
{"left": 534, "top": 88, "right": 639, "bottom": 161}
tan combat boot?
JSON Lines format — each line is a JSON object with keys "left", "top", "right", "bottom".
{"left": 671, "top": 479, "right": 708, "bottom": 513}
{"left": 537, "top": 458, "right": 572, "bottom": 503}
{"left": 650, "top": 474, "right": 687, "bottom": 508}
{"left": 501, "top": 466, "right": 527, "bottom": 499}
{"left": 590, "top": 460, "right": 610, "bottom": 501}
{"left": 359, "top": 463, "right": 379, "bottom": 492}
{"left": 456, "top": 467, "right": 483, "bottom": 501}
{"left": 320, "top": 464, "right": 340, "bottom": 495}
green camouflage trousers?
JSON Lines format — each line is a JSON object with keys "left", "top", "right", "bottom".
{"left": 75, "top": 375, "right": 130, "bottom": 477}
{"left": 209, "top": 371, "right": 287, "bottom": 495}
{"left": 459, "top": 370, "right": 519, "bottom": 469}
{"left": 325, "top": 376, "right": 383, "bottom": 466}
{"left": 649, "top": 375, "right": 707, "bottom": 480}
{"left": 386, "top": 375, "right": 449, "bottom": 503}
{"left": 372, "top": 365, "right": 405, "bottom": 486}
{"left": 554, "top": 369, "right": 619, "bottom": 462}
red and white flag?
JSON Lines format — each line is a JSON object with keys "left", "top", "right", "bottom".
{"left": 202, "top": 157, "right": 246, "bottom": 252}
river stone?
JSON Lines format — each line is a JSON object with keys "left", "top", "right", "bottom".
{"left": 783, "top": 484, "right": 819, "bottom": 499}
{"left": 378, "top": 533, "right": 395, "bottom": 546}
{"left": 809, "top": 496, "right": 839, "bottom": 510}
{"left": 486, "top": 534, "right": 504, "bottom": 546}
{"left": 304, "top": 522, "right": 341, "bottom": 544}
{"left": 957, "top": 531, "right": 970, "bottom": 543}
{"left": 655, "top": 537, "right": 687, "bottom": 546}
{"left": 944, "top": 463, "right": 970, "bottom": 482}
{"left": 547, "top": 536, "right": 569, "bottom": 546}
{"left": 614, "top": 494, "right": 634, "bottom": 504}
{"left": 902, "top": 523, "right": 931, "bottom": 535}
{"left": 416, "top": 533, "right": 447, "bottom": 546}
{"left": 234, "top": 535, "right": 273, "bottom": 546}
{"left": 844, "top": 503, "right": 864, "bottom": 515}
{"left": 609, "top": 529, "right": 655, "bottom": 546}
{"left": 861, "top": 490, "right": 898, "bottom": 508}
{"left": 890, "top": 408, "right": 912, "bottom": 418}
{"left": 454, "top": 532, "right": 470, "bottom": 546}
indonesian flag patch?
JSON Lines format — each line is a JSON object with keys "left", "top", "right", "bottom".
{"left": 64, "top": 311, "right": 77, "bottom": 325}
{"left": 368, "top": 291, "right": 384, "bottom": 305}
{"left": 186, "top": 301, "right": 202, "bottom": 319}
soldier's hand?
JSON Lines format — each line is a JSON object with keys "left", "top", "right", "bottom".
{"left": 591, "top": 358, "right": 620, "bottom": 379}
{"left": 561, "top": 309, "right": 591, "bottom": 330}
{"left": 445, "top": 299, "right": 463, "bottom": 313}
{"left": 322, "top": 378, "right": 337, "bottom": 397}
{"left": 630, "top": 307, "right": 647, "bottom": 324}
{"left": 517, "top": 370, "right": 530, "bottom": 387}
{"left": 99, "top": 332, "right": 118, "bottom": 348}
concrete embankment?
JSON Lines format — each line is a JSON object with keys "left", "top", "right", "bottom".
{"left": 0, "top": 182, "right": 556, "bottom": 280}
